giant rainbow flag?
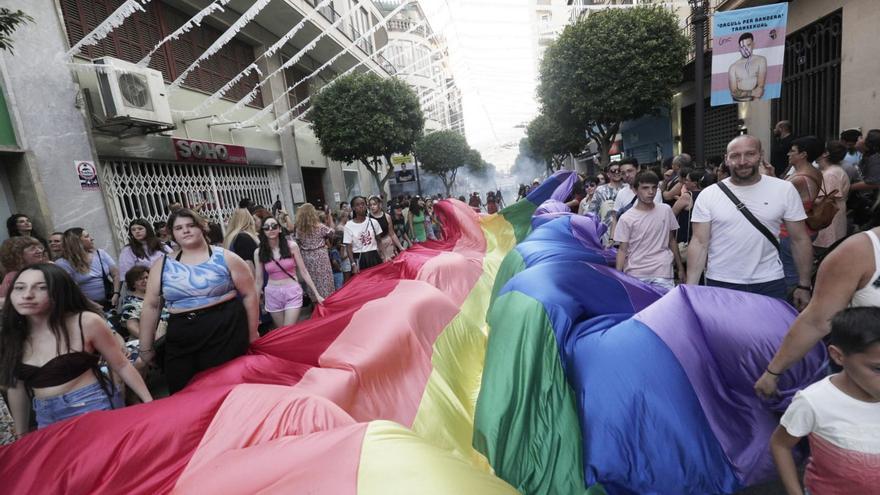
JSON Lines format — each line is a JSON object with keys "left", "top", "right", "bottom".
{"left": 0, "top": 171, "right": 827, "bottom": 494}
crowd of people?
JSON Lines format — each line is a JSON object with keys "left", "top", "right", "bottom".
{"left": 2, "top": 124, "right": 879, "bottom": 494}
{"left": 564, "top": 125, "right": 879, "bottom": 495}
{"left": 0, "top": 191, "right": 460, "bottom": 442}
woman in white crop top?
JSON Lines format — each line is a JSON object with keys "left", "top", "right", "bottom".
{"left": 755, "top": 227, "right": 880, "bottom": 399}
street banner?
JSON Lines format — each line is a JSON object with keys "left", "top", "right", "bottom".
{"left": 710, "top": 3, "right": 788, "bottom": 106}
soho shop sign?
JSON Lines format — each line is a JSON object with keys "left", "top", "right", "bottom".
{"left": 173, "top": 138, "right": 248, "bottom": 165}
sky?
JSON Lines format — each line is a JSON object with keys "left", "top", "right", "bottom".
{"left": 420, "top": 0, "right": 541, "bottom": 171}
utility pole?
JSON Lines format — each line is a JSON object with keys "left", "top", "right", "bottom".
{"left": 690, "top": 0, "right": 707, "bottom": 167}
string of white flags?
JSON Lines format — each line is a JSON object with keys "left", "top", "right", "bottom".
{"left": 138, "top": 0, "right": 234, "bottom": 67}
{"left": 169, "top": 0, "right": 275, "bottom": 90}
{"left": 249, "top": 6, "right": 437, "bottom": 128}
{"left": 275, "top": 36, "right": 447, "bottom": 133}
{"left": 64, "top": 0, "right": 152, "bottom": 59}
{"left": 179, "top": 0, "right": 336, "bottom": 117}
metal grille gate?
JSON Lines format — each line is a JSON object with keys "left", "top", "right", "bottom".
{"left": 100, "top": 158, "right": 283, "bottom": 249}
{"left": 772, "top": 10, "right": 842, "bottom": 141}
{"left": 681, "top": 99, "right": 739, "bottom": 160}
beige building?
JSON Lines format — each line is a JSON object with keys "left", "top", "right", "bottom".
{"left": 0, "top": 0, "right": 461, "bottom": 252}
{"left": 674, "top": 0, "right": 880, "bottom": 160}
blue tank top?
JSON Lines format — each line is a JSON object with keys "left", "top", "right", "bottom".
{"left": 162, "top": 247, "right": 236, "bottom": 310}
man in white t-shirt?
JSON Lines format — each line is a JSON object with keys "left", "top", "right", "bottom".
{"left": 613, "top": 171, "right": 684, "bottom": 289}
{"left": 610, "top": 158, "right": 663, "bottom": 240}
{"left": 686, "top": 135, "right": 813, "bottom": 306}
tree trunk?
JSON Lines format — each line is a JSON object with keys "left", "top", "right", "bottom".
{"left": 379, "top": 154, "right": 396, "bottom": 196}
{"left": 362, "top": 158, "right": 384, "bottom": 193}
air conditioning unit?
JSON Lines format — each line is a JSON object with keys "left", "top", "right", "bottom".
{"left": 93, "top": 57, "right": 173, "bottom": 127}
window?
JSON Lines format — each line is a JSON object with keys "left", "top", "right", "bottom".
{"left": 283, "top": 65, "right": 312, "bottom": 119}
{"left": 60, "top": 0, "right": 263, "bottom": 106}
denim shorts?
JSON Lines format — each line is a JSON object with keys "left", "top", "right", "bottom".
{"left": 33, "top": 381, "right": 115, "bottom": 429}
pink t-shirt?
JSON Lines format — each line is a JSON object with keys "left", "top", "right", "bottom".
{"left": 613, "top": 203, "right": 678, "bottom": 279}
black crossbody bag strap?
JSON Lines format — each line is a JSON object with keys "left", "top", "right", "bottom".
{"left": 271, "top": 258, "right": 298, "bottom": 282}
{"left": 717, "top": 182, "right": 781, "bottom": 252}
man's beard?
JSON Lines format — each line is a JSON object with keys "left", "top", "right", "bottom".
{"left": 733, "top": 163, "right": 759, "bottom": 181}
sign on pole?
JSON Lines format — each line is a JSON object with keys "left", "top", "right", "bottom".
{"left": 710, "top": 3, "right": 788, "bottom": 106}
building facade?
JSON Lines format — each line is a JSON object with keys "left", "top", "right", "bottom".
{"left": 0, "top": 0, "right": 457, "bottom": 252}
{"left": 673, "top": 0, "right": 879, "bottom": 161}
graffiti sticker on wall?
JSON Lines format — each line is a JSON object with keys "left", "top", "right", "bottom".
{"left": 76, "top": 160, "right": 100, "bottom": 190}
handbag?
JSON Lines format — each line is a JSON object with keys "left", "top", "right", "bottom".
{"left": 716, "top": 182, "right": 781, "bottom": 252}
{"left": 797, "top": 174, "right": 838, "bottom": 231}
{"left": 96, "top": 250, "right": 115, "bottom": 302}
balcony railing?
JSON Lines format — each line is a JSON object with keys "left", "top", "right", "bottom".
{"left": 387, "top": 19, "right": 428, "bottom": 37}
{"left": 304, "top": 0, "right": 379, "bottom": 56}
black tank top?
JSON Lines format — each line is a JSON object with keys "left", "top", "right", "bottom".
{"left": 16, "top": 313, "right": 100, "bottom": 389}
{"left": 370, "top": 212, "right": 390, "bottom": 238}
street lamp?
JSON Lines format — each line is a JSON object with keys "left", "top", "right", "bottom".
{"left": 689, "top": 0, "right": 708, "bottom": 167}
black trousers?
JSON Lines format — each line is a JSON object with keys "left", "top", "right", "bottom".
{"left": 164, "top": 298, "right": 249, "bottom": 394}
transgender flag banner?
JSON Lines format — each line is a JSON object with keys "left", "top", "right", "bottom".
{"left": 710, "top": 3, "right": 788, "bottom": 107}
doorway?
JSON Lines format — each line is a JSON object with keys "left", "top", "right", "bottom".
{"left": 301, "top": 167, "right": 327, "bottom": 209}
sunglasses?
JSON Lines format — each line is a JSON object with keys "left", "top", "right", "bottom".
{"left": 608, "top": 169, "right": 621, "bottom": 174}
{"left": 587, "top": 183, "right": 597, "bottom": 188}
{"left": 262, "top": 223, "right": 280, "bottom": 231}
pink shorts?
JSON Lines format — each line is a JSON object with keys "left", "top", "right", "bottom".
{"left": 264, "top": 283, "right": 303, "bottom": 312}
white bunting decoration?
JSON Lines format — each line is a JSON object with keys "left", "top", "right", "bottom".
{"left": 170, "top": 0, "right": 274, "bottom": 90}
{"left": 138, "top": 0, "right": 234, "bottom": 67}
{"left": 274, "top": 37, "right": 443, "bottom": 134}
{"left": 65, "top": 0, "right": 151, "bottom": 59}
{"left": 177, "top": 0, "right": 334, "bottom": 116}
{"left": 242, "top": 0, "right": 427, "bottom": 129}
{"left": 223, "top": 0, "right": 384, "bottom": 115}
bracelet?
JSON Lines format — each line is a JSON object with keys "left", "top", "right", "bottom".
{"left": 795, "top": 285, "right": 811, "bottom": 292}
{"left": 766, "top": 367, "right": 783, "bottom": 377}
{"left": 113, "top": 291, "right": 120, "bottom": 295}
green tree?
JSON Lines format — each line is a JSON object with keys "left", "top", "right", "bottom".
{"left": 0, "top": 8, "right": 33, "bottom": 53}
{"left": 526, "top": 113, "right": 587, "bottom": 174}
{"left": 311, "top": 73, "right": 424, "bottom": 192}
{"left": 414, "top": 130, "right": 471, "bottom": 196}
{"left": 538, "top": 5, "right": 687, "bottom": 166}
{"left": 465, "top": 148, "right": 487, "bottom": 176}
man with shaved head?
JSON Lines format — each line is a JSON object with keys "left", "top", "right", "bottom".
{"left": 686, "top": 135, "right": 814, "bottom": 308}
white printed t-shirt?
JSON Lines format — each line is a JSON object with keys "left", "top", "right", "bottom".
{"left": 613, "top": 204, "right": 678, "bottom": 279}
{"left": 780, "top": 375, "right": 880, "bottom": 495}
{"left": 690, "top": 176, "right": 805, "bottom": 284}
{"left": 342, "top": 218, "right": 383, "bottom": 253}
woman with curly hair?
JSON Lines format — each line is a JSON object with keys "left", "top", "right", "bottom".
{"left": 293, "top": 203, "right": 336, "bottom": 300}
{"left": 117, "top": 219, "right": 172, "bottom": 281}
{"left": 0, "top": 237, "right": 47, "bottom": 302}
